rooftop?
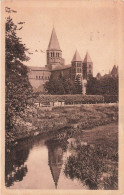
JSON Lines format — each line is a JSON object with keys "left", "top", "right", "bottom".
{"left": 83, "top": 51, "right": 92, "bottom": 63}
{"left": 28, "top": 66, "right": 50, "bottom": 71}
{"left": 72, "top": 50, "right": 82, "bottom": 62}
{"left": 47, "top": 27, "right": 61, "bottom": 51}
{"left": 52, "top": 64, "right": 71, "bottom": 71}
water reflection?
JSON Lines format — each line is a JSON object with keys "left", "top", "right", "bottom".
{"left": 5, "top": 127, "right": 118, "bottom": 190}
{"left": 5, "top": 140, "right": 32, "bottom": 187}
{"left": 45, "top": 139, "right": 67, "bottom": 188}
{"left": 64, "top": 138, "right": 118, "bottom": 190}
{"left": 5, "top": 134, "right": 69, "bottom": 189}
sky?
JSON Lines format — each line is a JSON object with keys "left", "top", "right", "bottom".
{"left": 3, "top": 0, "right": 124, "bottom": 76}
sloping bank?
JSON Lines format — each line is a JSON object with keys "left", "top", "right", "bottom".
{"left": 6, "top": 103, "right": 118, "bottom": 144}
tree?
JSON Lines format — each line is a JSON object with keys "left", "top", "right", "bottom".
{"left": 6, "top": 17, "right": 29, "bottom": 70}
{"left": 74, "top": 75, "right": 82, "bottom": 94}
{"left": 86, "top": 75, "right": 118, "bottom": 95}
{"left": 5, "top": 8, "right": 32, "bottom": 132}
{"left": 86, "top": 77, "right": 100, "bottom": 95}
{"left": 44, "top": 74, "right": 65, "bottom": 95}
{"left": 44, "top": 73, "right": 77, "bottom": 95}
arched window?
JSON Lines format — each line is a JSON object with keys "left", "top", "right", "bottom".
{"left": 53, "top": 52, "right": 54, "bottom": 57}
{"left": 36, "top": 76, "right": 38, "bottom": 79}
{"left": 39, "top": 76, "right": 40, "bottom": 79}
{"left": 58, "top": 53, "right": 59, "bottom": 57}
{"left": 51, "top": 52, "right": 53, "bottom": 57}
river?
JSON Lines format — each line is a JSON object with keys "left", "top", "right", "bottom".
{"left": 5, "top": 123, "right": 118, "bottom": 190}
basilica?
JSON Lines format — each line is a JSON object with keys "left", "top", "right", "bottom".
{"left": 28, "top": 27, "right": 93, "bottom": 94}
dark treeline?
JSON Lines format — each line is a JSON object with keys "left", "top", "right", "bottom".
{"left": 44, "top": 73, "right": 118, "bottom": 96}
{"left": 86, "top": 76, "right": 118, "bottom": 95}
{"left": 44, "top": 73, "right": 82, "bottom": 95}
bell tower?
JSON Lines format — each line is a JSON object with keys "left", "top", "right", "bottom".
{"left": 71, "top": 50, "right": 83, "bottom": 80}
{"left": 46, "top": 27, "right": 64, "bottom": 70}
{"left": 83, "top": 52, "right": 93, "bottom": 80}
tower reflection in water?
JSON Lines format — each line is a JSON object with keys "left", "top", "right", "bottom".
{"left": 45, "top": 139, "right": 67, "bottom": 189}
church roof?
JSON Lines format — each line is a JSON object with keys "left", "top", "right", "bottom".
{"left": 111, "top": 65, "right": 118, "bottom": 73}
{"left": 28, "top": 66, "right": 50, "bottom": 71}
{"left": 52, "top": 64, "right": 71, "bottom": 71}
{"left": 48, "top": 27, "right": 61, "bottom": 50}
{"left": 83, "top": 52, "right": 92, "bottom": 63}
{"left": 72, "top": 50, "right": 82, "bottom": 62}
{"left": 111, "top": 65, "right": 118, "bottom": 77}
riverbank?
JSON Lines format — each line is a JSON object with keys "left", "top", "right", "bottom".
{"left": 64, "top": 122, "right": 118, "bottom": 189}
{"left": 6, "top": 103, "right": 118, "bottom": 144}
{"left": 5, "top": 122, "right": 118, "bottom": 189}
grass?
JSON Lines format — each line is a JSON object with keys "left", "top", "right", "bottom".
{"left": 6, "top": 103, "right": 118, "bottom": 144}
{"left": 64, "top": 123, "right": 118, "bottom": 190}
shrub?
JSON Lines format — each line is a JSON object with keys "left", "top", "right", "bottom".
{"left": 103, "top": 95, "right": 118, "bottom": 103}
{"left": 33, "top": 95, "right": 104, "bottom": 105}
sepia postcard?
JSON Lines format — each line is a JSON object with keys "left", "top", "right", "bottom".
{"left": 0, "top": 0, "right": 124, "bottom": 195}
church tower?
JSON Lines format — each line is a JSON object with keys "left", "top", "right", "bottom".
{"left": 83, "top": 52, "right": 93, "bottom": 80}
{"left": 46, "top": 27, "right": 65, "bottom": 70}
{"left": 71, "top": 50, "right": 83, "bottom": 80}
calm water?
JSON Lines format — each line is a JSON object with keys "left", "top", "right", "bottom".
{"left": 5, "top": 131, "right": 89, "bottom": 189}
{"left": 5, "top": 124, "right": 118, "bottom": 190}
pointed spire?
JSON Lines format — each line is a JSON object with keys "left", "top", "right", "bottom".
{"left": 111, "top": 65, "right": 118, "bottom": 77}
{"left": 83, "top": 51, "right": 92, "bottom": 63}
{"left": 48, "top": 27, "right": 61, "bottom": 50}
{"left": 72, "top": 50, "right": 82, "bottom": 62}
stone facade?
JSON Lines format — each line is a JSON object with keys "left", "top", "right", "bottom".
{"left": 28, "top": 27, "right": 93, "bottom": 94}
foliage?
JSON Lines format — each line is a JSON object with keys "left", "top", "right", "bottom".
{"left": 103, "top": 95, "right": 118, "bottom": 103}
{"left": 44, "top": 73, "right": 79, "bottom": 95}
{"left": 5, "top": 16, "right": 29, "bottom": 70}
{"left": 32, "top": 94, "right": 104, "bottom": 105}
{"left": 64, "top": 123, "right": 118, "bottom": 191}
{"left": 64, "top": 144, "right": 118, "bottom": 189}
{"left": 44, "top": 74, "right": 65, "bottom": 95}
{"left": 5, "top": 9, "right": 32, "bottom": 132}
{"left": 87, "top": 76, "right": 118, "bottom": 95}
{"left": 6, "top": 102, "right": 118, "bottom": 144}
{"left": 74, "top": 74, "right": 82, "bottom": 94}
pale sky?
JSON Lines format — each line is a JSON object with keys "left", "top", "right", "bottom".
{"left": 3, "top": 0, "right": 124, "bottom": 76}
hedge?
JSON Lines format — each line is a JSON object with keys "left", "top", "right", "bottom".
{"left": 103, "top": 95, "right": 118, "bottom": 103}
{"left": 27, "top": 94, "right": 118, "bottom": 105}
{"left": 31, "top": 95, "right": 104, "bottom": 105}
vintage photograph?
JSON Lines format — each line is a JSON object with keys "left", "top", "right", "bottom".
{"left": 2, "top": 0, "right": 122, "bottom": 192}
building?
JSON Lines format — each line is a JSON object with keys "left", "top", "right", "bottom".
{"left": 28, "top": 27, "right": 93, "bottom": 94}
{"left": 111, "top": 65, "right": 118, "bottom": 78}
